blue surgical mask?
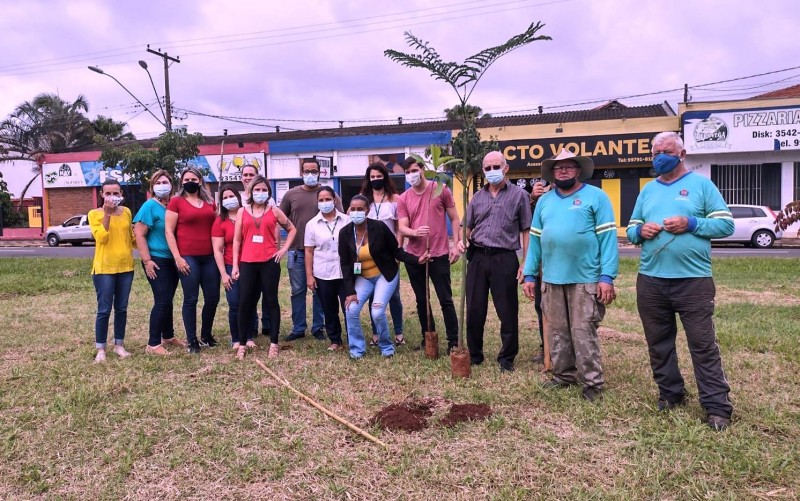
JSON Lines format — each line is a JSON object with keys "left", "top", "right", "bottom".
{"left": 303, "top": 173, "right": 319, "bottom": 187}
{"left": 153, "top": 184, "right": 171, "bottom": 198}
{"left": 350, "top": 211, "right": 366, "bottom": 225}
{"left": 653, "top": 153, "right": 681, "bottom": 175}
{"left": 222, "top": 197, "right": 240, "bottom": 210}
{"left": 485, "top": 168, "right": 505, "bottom": 185}
{"left": 252, "top": 192, "right": 270, "bottom": 205}
{"left": 318, "top": 201, "right": 335, "bottom": 214}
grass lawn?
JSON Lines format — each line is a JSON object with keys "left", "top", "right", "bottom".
{"left": 0, "top": 256, "right": 798, "bottom": 499}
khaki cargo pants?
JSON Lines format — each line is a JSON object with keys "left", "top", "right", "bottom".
{"left": 541, "top": 282, "right": 605, "bottom": 389}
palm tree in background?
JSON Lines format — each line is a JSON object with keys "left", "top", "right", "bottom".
{"left": 0, "top": 93, "right": 116, "bottom": 209}
{"left": 91, "top": 115, "right": 136, "bottom": 143}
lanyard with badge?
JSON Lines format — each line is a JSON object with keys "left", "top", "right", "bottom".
{"left": 373, "top": 193, "right": 386, "bottom": 219}
{"left": 325, "top": 216, "right": 339, "bottom": 241}
{"left": 353, "top": 226, "right": 366, "bottom": 275}
{"left": 251, "top": 207, "right": 265, "bottom": 244}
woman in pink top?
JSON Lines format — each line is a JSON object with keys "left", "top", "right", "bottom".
{"left": 232, "top": 176, "right": 296, "bottom": 360}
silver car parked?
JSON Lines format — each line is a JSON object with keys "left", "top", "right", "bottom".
{"left": 713, "top": 204, "right": 782, "bottom": 249}
{"left": 45, "top": 214, "right": 94, "bottom": 246}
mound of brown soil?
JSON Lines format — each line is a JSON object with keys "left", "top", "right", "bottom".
{"left": 439, "top": 403, "right": 492, "bottom": 427}
{"left": 369, "top": 399, "right": 434, "bottom": 432}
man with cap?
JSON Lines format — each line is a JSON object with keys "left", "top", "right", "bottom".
{"left": 626, "top": 131, "right": 734, "bottom": 431}
{"left": 464, "top": 151, "right": 531, "bottom": 372}
{"left": 522, "top": 148, "right": 618, "bottom": 401}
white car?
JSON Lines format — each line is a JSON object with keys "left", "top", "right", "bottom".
{"left": 713, "top": 204, "right": 782, "bottom": 249}
{"left": 45, "top": 214, "right": 94, "bottom": 246}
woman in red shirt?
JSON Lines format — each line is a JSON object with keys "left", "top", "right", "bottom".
{"left": 232, "top": 175, "right": 295, "bottom": 360}
{"left": 165, "top": 167, "right": 220, "bottom": 354}
{"left": 212, "top": 184, "right": 257, "bottom": 358}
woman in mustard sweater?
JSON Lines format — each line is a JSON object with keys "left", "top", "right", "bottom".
{"left": 89, "top": 178, "right": 136, "bottom": 363}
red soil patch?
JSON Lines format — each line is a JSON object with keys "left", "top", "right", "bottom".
{"left": 439, "top": 403, "right": 492, "bottom": 427}
{"left": 369, "top": 399, "right": 434, "bottom": 432}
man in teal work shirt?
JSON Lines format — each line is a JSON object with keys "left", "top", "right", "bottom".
{"left": 627, "top": 131, "right": 734, "bottom": 431}
{"left": 522, "top": 149, "right": 618, "bottom": 402}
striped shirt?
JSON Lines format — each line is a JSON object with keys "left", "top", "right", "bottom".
{"left": 465, "top": 180, "right": 531, "bottom": 250}
{"left": 523, "top": 183, "right": 618, "bottom": 284}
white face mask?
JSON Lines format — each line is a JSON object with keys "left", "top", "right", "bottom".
{"left": 405, "top": 171, "right": 421, "bottom": 186}
{"left": 107, "top": 195, "right": 124, "bottom": 206}
{"left": 252, "top": 192, "right": 270, "bottom": 205}
{"left": 153, "top": 184, "right": 171, "bottom": 198}
{"left": 222, "top": 197, "right": 240, "bottom": 210}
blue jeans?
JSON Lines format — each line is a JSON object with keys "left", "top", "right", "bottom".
{"left": 287, "top": 249, "right": 324, "bottom": 336}
{"left": 93, "top": 271, "right": 134, "bottom": 349}
{"left": 143, "top": 257, "right": 179, "bottom": 347}
{"left": 178, "top": 255, "right": 220, "bottom": 344}
{"left": 225, "top": 264, "right": 257, "bottom": 344}
{"left": 345, "top": 273, "right": 399, "bottom": 358}
{"left": 370, "top": 283, "right": 403, "bottom": 337}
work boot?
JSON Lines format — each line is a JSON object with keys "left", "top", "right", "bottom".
{"left": 706, "top": 414, "right": 730, "bottom": 431}
{"left": 582, "top": 386, "right": 603, "bottom": 402}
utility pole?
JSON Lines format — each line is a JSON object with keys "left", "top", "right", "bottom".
{"left": 147, "top": 45, "right": 180, "bottom": 131}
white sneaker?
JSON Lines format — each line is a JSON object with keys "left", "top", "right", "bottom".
{"left": 113, "top": 346, "right": 132, "bottom": 359}
{"left": 94, "top": 350, "right": 106, "bottom": 364}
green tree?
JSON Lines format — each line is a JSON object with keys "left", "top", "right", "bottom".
{"left": 0, "top": 173, "right": 23, "bottom": 227}
{"left": 99, "top": 128, "right": 203, "bottom": 188}
{"left": 0, "top": 93, "right": 95, "bottom": 210}
{"left": 385, "top": 22, "right": 551, "bottom": 350}
{"left": 444, "top": 104, "right": 491, "bottom": 121}
{"left": 91, "top": 115, "right": 135, "bottom": 145}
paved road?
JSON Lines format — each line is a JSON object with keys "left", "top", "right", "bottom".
{"left": 2, "top": 245, "right": 800, "bottom": 259}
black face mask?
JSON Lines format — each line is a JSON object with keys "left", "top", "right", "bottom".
{"left": 183, "top": 181, "right": 200, "bottom": 194}
{"left": 370, "top": 179, "right": 386, "bottom": 191}
{"left": 554, "top": 177, "right": 577, "bottom": 190}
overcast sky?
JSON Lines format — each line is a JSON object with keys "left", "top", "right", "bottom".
{"left": 1, "top": 0, "right": 800, "bottom": 196}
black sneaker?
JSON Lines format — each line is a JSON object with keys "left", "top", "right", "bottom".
{"left": 706, "top": 414, "right": 730, "bottom": 431}
{"left": 542, "top": 379, "right": 571, "bottom": 389}
{"left": 499, "top": 363, "right": 515, "bottom": 373}
{"left": 187, "top": 342, "right": 201, "bottom": 354}
{"left": 199, "top": 336, "right": 218, "bottom": 348}
{"left": 312, "top": 330, "right": 326, "bottom": 341}
{"left": 657, "top": 395, "right": 687, "bottom": 411}
{"left": 284, "top": 332, "right": 306, "bottom": 342}
{"left": 582, "top": 386, "right": 603, "bottom": 402}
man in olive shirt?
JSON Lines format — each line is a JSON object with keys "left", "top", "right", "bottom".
{"left": 465, "top": 151, "right": 531, "bottom": 372}
{"left": 279, "top": 158, "right": 343, "bottom": 341}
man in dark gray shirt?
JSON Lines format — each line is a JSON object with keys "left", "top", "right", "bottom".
{"left": 465, "top": 151, "right": 531, "bottom": 372}
{"left": 279, "top": 158, "right": 343, "bottom": 341}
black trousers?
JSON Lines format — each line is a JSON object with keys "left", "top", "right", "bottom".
{"left": 405, "top": 255, "right": 459, "bottom": 345}
{"left": 238, "top": 261, "right": 281, "bottom": 345}
{"left": 316, "top": 278, "right": 346, "bottom": 345}
{"left": 636, "top": 274, "right": 733, "bottom": 418}
{"left": 466, "top": 250, "right": 520, "bottom": 366}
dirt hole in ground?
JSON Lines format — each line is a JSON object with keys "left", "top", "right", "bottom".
{"left": 439, "top": 403, "right": 492, "bottom": 427}
{"left": 369, "top": 399, "right": 434, "bottom": 432}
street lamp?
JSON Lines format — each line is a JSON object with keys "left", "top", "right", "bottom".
{"left": 88, "top": 65, "right": 168, "bottom": 130}
{"left": 138, "top": 60, "right": 167, "bottom": 125}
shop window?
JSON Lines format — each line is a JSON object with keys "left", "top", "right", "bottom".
{"left": 711, "top": 163, "right": 781, "bottom": 210}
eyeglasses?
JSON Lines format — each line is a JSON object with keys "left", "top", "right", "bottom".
{"left": 302, "top": 170, "right": 320, "bottom": 176}
{"left": 553, "top": 165, "right": 579, "bottom": 172}
{"left": 483, "top": 164, "right": 504, "bottom": 172}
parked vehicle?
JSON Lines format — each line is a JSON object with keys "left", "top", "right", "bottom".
{"left": 45, "top": 215, "right": 94, "bottom": 246}
{"left": 713, "top": 204, "right": 782, "bottom": 249}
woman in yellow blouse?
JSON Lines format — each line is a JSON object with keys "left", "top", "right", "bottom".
{"left": 89, "top": 179, "right": 136, "bottom": 363}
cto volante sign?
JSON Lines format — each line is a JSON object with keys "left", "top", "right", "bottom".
{"left": 499, "top": 133, "right": 655, "bottom": 170}
{"left": 683, "top": 105, "right": 800, "bottom": 153}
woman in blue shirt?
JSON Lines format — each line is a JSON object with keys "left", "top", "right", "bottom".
{"left": 133, "top": 170, "right": 185, "bottom": 355}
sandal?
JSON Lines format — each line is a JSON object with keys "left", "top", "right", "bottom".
{"left": 145, "top": 345, "right": 170, "bottom": 356}
{"left": 236, "top": 345, "right": 246, "bottom": 361}
{"left": 394, "top": 335, "right": 406, "bottom": 346}
{"left": 268, "top": 343, "right": 280, "bottom": 359}
{"left": 162, "top": 337, "right": 186, "bottom": 348}
{"left": 369, "top": 337, "right": 379, "bottom": 347}
{"left": 245, "top": 340, "right": 257, "bottom": 350}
